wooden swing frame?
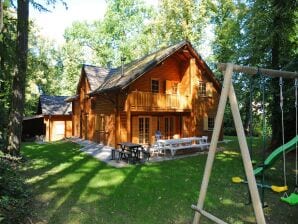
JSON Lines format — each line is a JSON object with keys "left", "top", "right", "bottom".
{"left": 192, "top": 63, "right": 298, "bottom": 224}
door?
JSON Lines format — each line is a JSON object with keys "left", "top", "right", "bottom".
{"left": 139, "top": 117, "right": 150, "bottom": 144}
{"left": 164, "top": 116, "right": 174, "bottom": 139}
{"left": 95, "top": 114, "right": 107, "bottom": 144}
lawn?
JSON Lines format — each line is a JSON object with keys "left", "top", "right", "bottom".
{"left": 21, "top": 137, "right": 298, "bottom": 224}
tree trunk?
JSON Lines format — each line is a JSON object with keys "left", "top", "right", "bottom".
{"left": 0, "top": 0, "right": 3, "bottom": 32}
{"left": 243, "top": 91, "right": 251, "bottom": 135}
{"left": 6, "top": 0, "right": 29, "bottom": 156}
{"left": 268, "top": 10, "right": 281, "bottom": 151}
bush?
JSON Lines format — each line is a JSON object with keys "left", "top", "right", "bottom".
{"left": 223, "top": 127, "right": 237, "bottom": 136}
{"left": 0, "top": 159, "right": 32, "bottom": 224}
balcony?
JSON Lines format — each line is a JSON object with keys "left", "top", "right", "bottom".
{"left": 128, "top": 91, "right": 191, "bottom": 112}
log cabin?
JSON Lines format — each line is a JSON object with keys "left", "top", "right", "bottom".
{"left": 22, "top": 95, "right": 72, "bottom": 141}
{"left": 67, "top": 40, "right": 222, "bottom": 147}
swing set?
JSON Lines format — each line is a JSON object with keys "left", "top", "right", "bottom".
{"left": 192, "top": 63, "right": 298, "bottom": 224}
{"left": 233, "top": 75, "right": 298, "bottom": 198}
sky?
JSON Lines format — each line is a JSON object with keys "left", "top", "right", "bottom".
{"left": 30, "top": 0, "right": 158, "bottom": 43}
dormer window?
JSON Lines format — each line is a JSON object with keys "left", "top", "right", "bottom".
{"left": 151, "top": 79, "right": 159, "bottom": 93}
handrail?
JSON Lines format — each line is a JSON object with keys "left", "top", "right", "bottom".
{"left": 129, "top": 91, "right": 190, "bottom": 110}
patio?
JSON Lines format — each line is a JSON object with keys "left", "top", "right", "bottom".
{"left": 69, "top": 137, "right": 223, "bottom": 168}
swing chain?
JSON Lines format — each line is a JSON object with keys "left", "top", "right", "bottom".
{"left": 295, "top": 78, "right": 298, "bottom": 189}
{"left": 295, "top": 78, "right": 298, "bottom": 108}
{"left": 279, "top": 77, "right": 284, "bottom": 110}
{"left": 279, "top": 77, "right": 287, "bottom": 188}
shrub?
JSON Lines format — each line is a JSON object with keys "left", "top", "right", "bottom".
{"left": 0, "top": 158, "right": 32, "bottom": 224}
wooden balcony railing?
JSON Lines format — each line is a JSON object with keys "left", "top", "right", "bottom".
{"left": 128, "top": 91, "right": 191, "bottom": 111}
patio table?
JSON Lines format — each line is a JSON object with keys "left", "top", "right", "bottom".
{"left": 117, "top": 142, "right": 144, "bottom": 163}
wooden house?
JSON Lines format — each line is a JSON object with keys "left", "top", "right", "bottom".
{"left": 22, "top": 95, "right": 72, "bottom": 141}
{"left": 68, "top": 40, "right": 222, "bottom": 147}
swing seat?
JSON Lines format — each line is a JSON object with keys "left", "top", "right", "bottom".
{"left": 271, "top": 185, "right": 288, "bottom": 193}
{"left": 281, "top": 193, "right": 298, "bottom": 205}
{"left": 232, "top": 177, "right": 242, "bottom": 183}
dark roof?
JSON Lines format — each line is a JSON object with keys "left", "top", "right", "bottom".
{"left": 65, "top": 95, "right": 79, "bottom": 102}
{"left": 87, "top": 40, "right": 220, "bottom": 95}
{"left": 90, "top": 40, "right": 192, "bottom": 95}
{"left": 82, "top": 65, "right": 111, "bottom": 92}
{"left": 23, "top": 114, "right": 44, "bottom": 120}
{"left": 39, "top": 95, "right": 72, "bottom": 115}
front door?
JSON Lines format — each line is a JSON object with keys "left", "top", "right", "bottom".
{"left": 139, "top": 117, "right": 150, "bottom": 144}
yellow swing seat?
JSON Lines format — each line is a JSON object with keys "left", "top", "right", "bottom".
{"left": 281, "top": 193, "right": 298, "bottom": 206}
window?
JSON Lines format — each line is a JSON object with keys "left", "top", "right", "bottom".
{"left": 203, "top": 115, "right": 215, "bottom": 131}
{"left": 139, "top": 117, "right": 150, "bottom": 144}
{"left": 208, "top": 116, "right": 215, "bottom": 131}
{"left": 198, "top": 81, "right": 206, "bottom": 96}
{"left": 151, "top": 79, "right": 159, "bottom": 93}
{"left": 172, "top": 82, "right": 178, "bottom": 94}
{"left": 165, "top": 116, "right": 174, "bottom": 139}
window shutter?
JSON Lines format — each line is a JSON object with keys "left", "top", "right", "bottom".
{"left": 206, "top": 82, "right": 213, "bottom": 97}
{"left": 203, "top": 115, "right": 208, "bottom": 131}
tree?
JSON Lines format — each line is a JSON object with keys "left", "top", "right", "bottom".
{"left": 209, "top": 0, "right": 254, "bottom": 134}
{"left": 0, "top": 0, "right": 3, "bottom": 32}
{"left": 6, "top": 0, "right": 29, "bottom": 156}
{"left": 25, "top": 27, "right": 65, "bottom": 114}
{"left": 0, "top": 1, "right": 17, "bottom": 145}
{"left": 153, "top": 0, "right": 209, "bottom": 49}
{"left": 245, "top": 0, "right": 297, "bottom": 149}
{"left": 5, "top": 0, "right": 66, "bottom": 155}
{"left": 211, "top": 0, "right": 297, "bottom": 145}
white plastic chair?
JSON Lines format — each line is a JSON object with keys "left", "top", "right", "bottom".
{"left": 200, "top": 136, "right": 209, "bottom": 150}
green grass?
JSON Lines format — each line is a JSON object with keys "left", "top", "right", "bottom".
{"left": 21, "top": 138, "right": 298, "bottom": 224}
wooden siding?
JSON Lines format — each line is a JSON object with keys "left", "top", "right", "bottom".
{"left": 44, "top": 115, "right": 72, "bottom": 141}
{"left": 72, "top": 100, "right": 80, "bottom": 137}
{"left": 75, "top": 51, "right": 222, "bottom": 147}
{"left": 92, "top": 94, "right": 116, "bottom": 146}
{"left": 128, "top": 55, "right": 185, "bottom": 94}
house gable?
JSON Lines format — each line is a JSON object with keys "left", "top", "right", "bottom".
{"left": 76, "top": 64, "right": 110, "bottom": 95}
{"left": 90, "top": 40, "right": 220, "bottom": 96}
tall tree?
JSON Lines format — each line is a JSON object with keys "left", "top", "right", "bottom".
{"left": 5, "top": 0, "right": 66, "bottom": 155}
{"left": 154, "top": 0, "right": 209, "bottom": 48}
{"left": 0, "top": 0, "right": 3, "bottom": 32}
{"left": 6, "top": 0, "right": 29, "bottom": 155}
{"left": 245, "top": 0, "right": 297, "bottom": 149}
{"left": 0, "top": 0, "right": 16, "bottom": 144}
{"left": 209, "top": 0, "right": 254, "bottom": 134}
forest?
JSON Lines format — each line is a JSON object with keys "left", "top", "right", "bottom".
{"left": 0, "top": 0, "right": 297, "bottom": 154}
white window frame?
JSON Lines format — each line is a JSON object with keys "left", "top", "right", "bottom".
{"left": 207, "top": 116, "right": 215, "bottom": 131}
{"left": 198, "top": 81, "right": 206, "bottom": 96}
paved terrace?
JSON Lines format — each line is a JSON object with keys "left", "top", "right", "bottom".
{"left": 69, "top": 137, "right": 225, "bottom": 168}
